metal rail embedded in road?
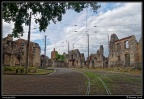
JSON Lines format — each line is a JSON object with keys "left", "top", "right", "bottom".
{"left": 96, "top": 76, "right": 111, "bottom": 95}
{"left": 77, "top": 70, "right": 91, "bottom": 95}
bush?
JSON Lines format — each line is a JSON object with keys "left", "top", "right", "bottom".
{"left": 3, "top": 66, "right": 15, "bottom": 71}
{"left": 28, "top": 66, "right": 37, "bottom": 73}
{"left": 17, "top": 66, "right": 24, "bottom": 70}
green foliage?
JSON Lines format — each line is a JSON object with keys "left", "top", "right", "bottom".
{"left": 59, "top": 54, "right": 64, "bottom": 61}
{"left": 28, "top": 66, "right": 37, "bottom": 73}
{"left": 3, "top": 66, "right": 24, "bottom": 71}
{"left": 2, "top": 2, "right": 100, "bottom": 38}
{"left": 3, "top": 66, "right": 15, "bottom": 71}
{"left": 28, "top": 66, "right": 37, "bottom": 69}
{"left": 55, "top": 51, "right": 59, "bottom": 60}
{"left": 55, "top": 51, "right": 65, "bottom": 61}
{"left": 17, "top": 66, "right": 25, "bottom": 71}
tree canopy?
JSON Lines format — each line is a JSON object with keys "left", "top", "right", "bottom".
{"left": 2, "top": 2, "right": 101, "bottom": 37}
{"left": 55, "top": 51, "right": 65, "bottom": 61}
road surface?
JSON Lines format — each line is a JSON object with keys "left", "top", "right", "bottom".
{"left": 2, "top": 68, "right": 87, "bottom": 95}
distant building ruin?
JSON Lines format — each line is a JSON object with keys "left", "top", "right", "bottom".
{"left": 68, "top": 49, "right": 85, "bottom": 68}
{"left": 108, "top": 33, "right": 142, "bottom": 68}
{"left": 51, "top": 48, "right": 57, "bottom": 60}
{"left": 88, "top": 45, "right": 108, "bottom": 68}
{"left": 50, "top": 48, "right": 67, "bottom": 67}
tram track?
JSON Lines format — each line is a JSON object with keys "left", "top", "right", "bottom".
{"left": 77, "top": 69, "right": 111, "bottom": 95}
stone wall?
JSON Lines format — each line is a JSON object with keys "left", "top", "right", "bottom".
{"left": 2, "top": 34, "right": 41, "bottom": 68}
{"left": 68, "top": 49, "right": 85, "bottom": 68}
{"left": 108, "top": 34, "right": 141, "bottom": 68}
{"left": 89, "top": 45, "right": 105, "bottom": 68}
{"left": 51, "top": 48, "right": 57, "bottom": 60}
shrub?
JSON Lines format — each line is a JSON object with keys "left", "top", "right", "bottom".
{"left": 28, "top": 66, "right": 37, "bottom": 73}
{"left": 3, "top": 66, "right": 15, "bottom": 71}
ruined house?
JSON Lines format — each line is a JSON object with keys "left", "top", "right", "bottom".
{"left": 88, "top": 45, "right": 107, "bottom": 68}
{"left": 2, "top": 34, "right": 41, "bottom": 67}
{"left": 68, "top": 49, "right": 85, "bottom": 68}
{"left": 63, "top": 52, "right": 68, "bottom": 63}
{"left": 51, "top": 48, "right": 57, "bottom": 60}
{"left": 51, "top": 48, "right": 67, "bottom": 67}
{"left": 138, "top": 37, "right": 142, "bottom": 64}
{"left": 3, "top": 34, "right": 20, "bottom": 66}
{"left": 40, "top": 55, "right": 52, "bottom": 68}
{"left": 108, "top": 33, "right": 142, "bottom": 68}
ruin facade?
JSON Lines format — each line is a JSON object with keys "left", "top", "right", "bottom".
{"left": 51, "top": 48, "right": 57, "bottom": 60}
{"left": 40, "top": 55, "right": 52, "bottom": 68}
{"left": 88, "top": 45, "right": 107, "bottom": 68}
{"left": 108, "top": 33, "right": 142, "bottom": 68}
{"left": 68, "top": 49, "right": 85, "bottom": 68}
{"left": 50, "top": 48, "right": 67, "bottom": 67}
{"left": 2, "top": 34, "right": 41, "bottom": 67}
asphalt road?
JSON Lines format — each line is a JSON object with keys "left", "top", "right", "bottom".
{"left": 2, "top": 68, "right": 87, "bottom": 96}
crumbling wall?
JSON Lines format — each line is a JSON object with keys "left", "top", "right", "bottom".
{"left": 88, "top": 45, "right": 105, "bottom": 68}
{"left": 68, "top": 49, "right": 83, "bottom": 67}
{"left": 2, "top": 34, "right": 41, "bottom": 68}
{"left": 108, "top": 34, "right": 141, "bottom": 68}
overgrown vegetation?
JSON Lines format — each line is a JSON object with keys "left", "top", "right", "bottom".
{"left": 83, "top": 71, "right": 109, "bottom": 95}
{"left": 78, "top": 69, "right": 142, "bottom": 95}
{"left": 55, "top": 51, "right": 65, "bottom": 61}
{"left": 3, "top": 66, "right": 54, "bottom": 75}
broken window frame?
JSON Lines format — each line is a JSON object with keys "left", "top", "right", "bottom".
{"left": 125, "top": 40, "right": 129, "bottom": 49}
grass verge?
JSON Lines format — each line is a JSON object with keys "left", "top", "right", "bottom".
{"left": 3, "top": 69, "right": 54, "bottom": 75}
{"left": 77, "top": 69, "right": 142, "bottom": 95}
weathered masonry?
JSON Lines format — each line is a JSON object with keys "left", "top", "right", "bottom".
{"left": 2, "top": 34, "right": 41, "bottom": 67}
{"left": 68, "top": 49, "right": 85, "bottom": 68}
{"left": 108, "top": 33, "right": 142, "bottom": 68}
{"left": 51, "top": 48, "right": 67, "bottom": 67}
{"left": 88, "top": 45, "right": 108, "bottom": 68}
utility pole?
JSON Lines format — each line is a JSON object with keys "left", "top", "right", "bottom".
{"left": 87, "top": 33, "right": 89, "bottom": 68}
{"left": 68, "top": 41, "right": 69, "bottom": 67}
{"left": 108, "top": 34, "right": 110, "bottom": 53}
{"left": 86, "top": 6, "right": 89, "bottom": 68}
{"left": 25, "top": 12, "right": 32, "bottom": 74}
{"left": 44, "top": 35, "right": 47, "bottom": 69}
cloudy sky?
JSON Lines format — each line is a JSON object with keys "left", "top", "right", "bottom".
{"left": 2, "top": 2, "right": 142, "bottom": 59}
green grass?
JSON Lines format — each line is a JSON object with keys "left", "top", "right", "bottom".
{"left": 79, "top": 67, "right": 142, "bottom": 75}
{"left": 3, "top": 68, "right": 55, "bottom": 75}
{"left": 82, "top": 71, "right": 108, "bottom": 95}
{"left": 77, "top": 68, "right": 142, "bottom": 95}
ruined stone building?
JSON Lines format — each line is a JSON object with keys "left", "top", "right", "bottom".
{"left": 68, "top": 49, "right": 85, "bottom": 68}
{"left": 2, "top": 34, "right": 41, "bottom": 67}
{"left": 108, "top": 33, "right": 142, "bottom": 68}
{"left": 3, "top": 34, "right": 20, "bottom": 66}
{"left": 51, "top": 48, "right": 57, "bottom": 60}
{"left": 50, "top": 48, "right": 67, "bottom": 67}
{"left": 63, "top": 52, "right": 68, "bottom": 63}
{"left": 88, "top": 45, "right": 107, "bottom": 68}
{"left": 40, "top": 55, "right": 52, "bottom": 68}
{"left": 138, "top": 37, "right": 142, "bottom": 64}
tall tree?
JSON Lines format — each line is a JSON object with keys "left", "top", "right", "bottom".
{"left": 2, "top": 2, "right": 100, "bottom": 37}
